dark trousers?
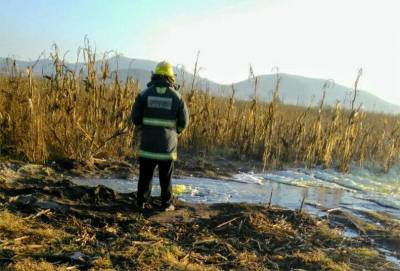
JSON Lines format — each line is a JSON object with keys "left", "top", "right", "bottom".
{"left": 137, "top": 158, "right": 174, "bottom": 206}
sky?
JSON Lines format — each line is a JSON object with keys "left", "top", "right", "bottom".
{"left": 1, "top": 0, "right": 399, "bottom": 104}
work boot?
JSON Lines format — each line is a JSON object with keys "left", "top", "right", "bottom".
{"left": 162, "top": 204, "right": 175, "bottom": 212}
{"left": 138, "top": 202, "right": 152, "bottom": 212}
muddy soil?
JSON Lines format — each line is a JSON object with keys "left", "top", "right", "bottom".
{"left": 0, "top": 161, "right": 399, "bottom": 270}
{"left": 40, "top": 151, "right": 263, "bottom": 180}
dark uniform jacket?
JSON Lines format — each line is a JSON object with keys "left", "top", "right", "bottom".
{"left": 131, "top": 84, "right": 189, "bottom": 160}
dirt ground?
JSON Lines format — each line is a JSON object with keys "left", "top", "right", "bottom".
{"left": 0, "top": 160, "right": 399, "bottom": 270}
{"left": 39, "top": 151, "right": 263, "bottom": 179}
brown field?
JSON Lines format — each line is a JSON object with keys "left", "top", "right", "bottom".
{"left": 1, "top": 46, "right": 399, "bottom": 172}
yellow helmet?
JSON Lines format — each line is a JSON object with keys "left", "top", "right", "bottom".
{"left": 154, "top": 61, "right": 175, "bottom": 80}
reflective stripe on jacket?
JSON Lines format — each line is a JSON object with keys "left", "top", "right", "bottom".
{"left": 131, "top": 86, "right": 189, "bottom": 160}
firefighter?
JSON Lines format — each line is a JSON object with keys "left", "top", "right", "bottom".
{"left": 131, "top": 61, "right": 189, "bottom": 211}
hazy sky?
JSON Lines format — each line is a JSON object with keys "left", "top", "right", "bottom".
{"left": 1, "top": 0, "right": 399, "bottom": 104}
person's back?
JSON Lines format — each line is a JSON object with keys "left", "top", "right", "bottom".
{"left": 131, "top": 61, "right": 189, "bottom": 211}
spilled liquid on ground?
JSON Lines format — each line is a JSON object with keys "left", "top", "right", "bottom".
{"left": 72, "top": 166, "right": 400, "bottom": 220}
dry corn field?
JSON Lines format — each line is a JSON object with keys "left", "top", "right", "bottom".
{"left": 1, "top": 48, "right": 400, "bottom": 173}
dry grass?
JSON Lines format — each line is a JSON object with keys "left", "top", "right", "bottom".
{"left": 1, "top": 45, "right": 400, "bottom": 172}
{"left": 12, "top": 258, "right": 60, "bottom": 271}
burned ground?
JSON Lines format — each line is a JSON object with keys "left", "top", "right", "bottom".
{"left": 0, "top": 163, "right": 399, "bottom": 270}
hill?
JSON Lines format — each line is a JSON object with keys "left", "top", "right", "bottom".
{"left": 1, "top": 56, "right": 399, "bottom": 113}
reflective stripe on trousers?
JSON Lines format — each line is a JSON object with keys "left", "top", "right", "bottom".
{"left": 139, "top": 150, "right": 177, "bottom": 160}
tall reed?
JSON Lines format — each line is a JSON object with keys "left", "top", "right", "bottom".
{"left": 1, "top": 45, "right": 399, "bottom": 172}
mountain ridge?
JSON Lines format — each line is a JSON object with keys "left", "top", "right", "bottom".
{"left": 1, "top": 56, "right": 399, "bottom": 114}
